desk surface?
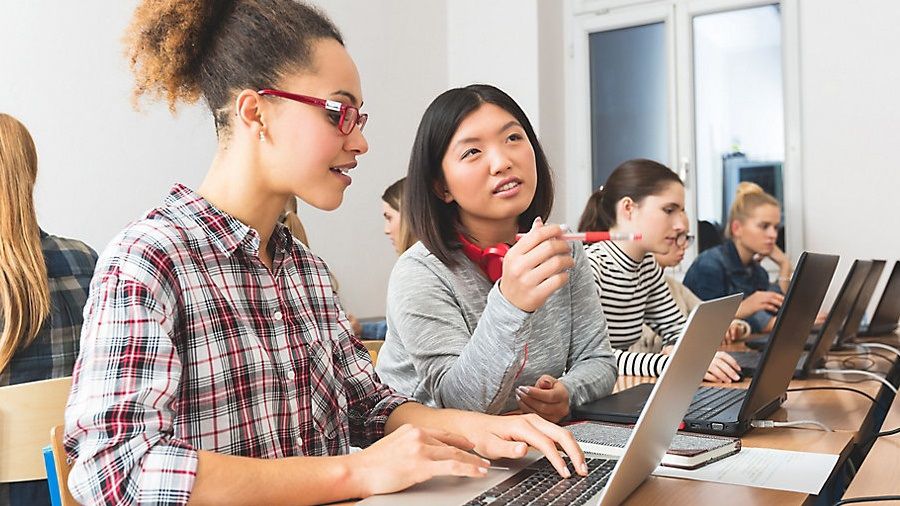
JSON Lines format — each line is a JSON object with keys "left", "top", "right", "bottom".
{"left": 842, "top": 391, "right": 900, "bottom": 503}
{"left": 342, "top": 335, "right": 898, "bottom": 506}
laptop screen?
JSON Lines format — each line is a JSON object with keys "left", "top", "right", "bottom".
{"left": 839, "top": 259, "right": 886, "bottom": 341}
{"left": 738, "top": 252, "right": 839, "bottom": 420}
{"left": 803, "top": 260, "right": 872, "bottom": 374}
{"left": 870, "top": 261, "right": 900, "bottom": 330}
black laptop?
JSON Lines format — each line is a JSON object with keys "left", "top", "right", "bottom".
{"left": 858, "top": 260, "right": 900, "bottom": 337}
{"left": 746, "top": 259, "right": 885, "bottom": 352}
{"left": 835, "top": 259, "right": 887, "bottom": 345}
{"left": 575, "top": 252, "right": 839, "bottom": 437}
{"left": 731, "top": 259, "right": 871, "bottom": 378}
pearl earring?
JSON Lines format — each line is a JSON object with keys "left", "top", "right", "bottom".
{"left": 259, "top": 130, "right": 266, "bottom": 142}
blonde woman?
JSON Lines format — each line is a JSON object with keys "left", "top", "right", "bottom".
{"left": 684, "top": 182, "right": 790, "bottom": 333}
{"left": 0, "top": 113, "right": 97, "bottom": 505}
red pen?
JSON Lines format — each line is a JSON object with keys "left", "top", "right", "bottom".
{"left": 514, "top": 231, "right": 642, "bottom": 243}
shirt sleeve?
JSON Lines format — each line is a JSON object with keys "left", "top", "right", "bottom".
{"left": 745, "top": 309, "right": 775, "bottom": 333}
{"left": 683, "top": 256, "right": 729, "bottom": 301}
{"left": 613, "top": 349, "right": 670, "bottom": 377}
{"left": 65, "top": 265, "right": 198, "bottom": 506}
{"left": 330, "top": 291, "right": 412, "bottom": 448}
{"left": 556, "top": 246, "right": 618, "bottom": 407}
{"left": 642, "top": 263, "right": 687, "bottom": 346}
{"left": 385, "top": 255, "right": 531, "bottom": 414}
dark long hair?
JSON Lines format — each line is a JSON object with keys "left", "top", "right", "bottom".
{"left": 404, "top": 84, "right": 554, "bottom": 266}
{"left": 578, "top": 158, "right": 682, "bottom": 231}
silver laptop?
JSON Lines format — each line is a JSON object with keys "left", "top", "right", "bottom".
{"left": 358, "top": 294, "right": 741, "bottom": 506}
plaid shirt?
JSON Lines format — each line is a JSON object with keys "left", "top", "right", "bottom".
{"left": 64, "top": 184, "right": 410, "bottom": 506}
{"left": 0, "top": 232, "right": 96, "bottom": 506}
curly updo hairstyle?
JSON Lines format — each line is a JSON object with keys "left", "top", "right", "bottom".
{"left": 124, "top": 0, "right": 342, "bottom": 135}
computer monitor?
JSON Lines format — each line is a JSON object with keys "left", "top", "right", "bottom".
{"left": 722, "top": 154, "right": 784, "bottom": 226}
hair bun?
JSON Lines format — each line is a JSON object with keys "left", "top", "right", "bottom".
{"left": 735, "top": 181, "right": 765, "bottom": 197}
{"left": 124, "top": 0, "right": 236, "bottom": 112}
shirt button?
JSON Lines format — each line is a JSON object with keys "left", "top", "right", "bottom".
{"left": 274, "top": 310, "right": 283, "bottom": 321}
{"left": 286, "top": 370, "right": 296, "bottom": 380}
{"left": 297, "top": 438, "right": 303, "bottom": 447}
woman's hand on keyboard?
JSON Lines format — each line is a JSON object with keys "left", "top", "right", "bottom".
{"left": 515, "top": 375, "right": 571, "bottom": 423}
{"left": 704, "top": 351, "right": 742, "bottom": 383}
{"left": 350, "top": 424, "right": 491, "bottom": 497}
{"left": 458, "top": 412, "right": 589, "bottom": 479}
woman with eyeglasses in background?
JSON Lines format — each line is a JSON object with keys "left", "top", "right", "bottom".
{"left": 632, "top": 230, "right": 751, "bottom": 354}
{"left": 579, "top": 158, "right": 742, "bottom": 383}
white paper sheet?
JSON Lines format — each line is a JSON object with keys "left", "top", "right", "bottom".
{"left": 652, "top": 447, "right": 839, "bottom": 494}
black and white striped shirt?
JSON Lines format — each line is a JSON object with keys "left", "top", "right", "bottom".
{"left": 584, "top": 241, "right": 686, "bottom": 376}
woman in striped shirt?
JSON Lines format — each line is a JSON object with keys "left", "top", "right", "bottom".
{"left": 579, "top": 159, "right": 742, "bottom": 382}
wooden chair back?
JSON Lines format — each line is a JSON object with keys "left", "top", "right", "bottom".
{"left": 0, "top": 377, "right": 72, "bottom": 482}
{"left": 50, "top": 424, "right": 78, "bottom": 506}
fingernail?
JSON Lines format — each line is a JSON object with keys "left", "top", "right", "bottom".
{"left": 562, "top": 468, "right": 572, "bottom": 478}
{"left": 479, "top": 467, "right": 488, "bottom": 474}
{"left": 558, "top": 223, "right": 568, "bottom": 232}
{"left": 517, "top": 386, "right": 530, "bottom": 395}
{"left": 533, "top": 216, "right": 543, "bottom": 228}
{"left": 481, "top": 458, "right": 491, "bottom": 467}
{"left": 517, "top": 443, "right": 527, "bottom": 453}
{"left": 580, "top": 462, "right": 589, "bottom": 474}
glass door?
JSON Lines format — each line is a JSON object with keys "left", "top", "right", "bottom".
{"left": 566, "top": 3, "right": 677, "bottom": 222}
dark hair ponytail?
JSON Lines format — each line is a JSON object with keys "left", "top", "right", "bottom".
{"left": 124, "top": 0, "right": 342, "bottom": 133}
{"left": 578, "top": 158, "right": 682, "bottom": 231}
{"left": 577, "top": 187, "right": 610, "bottom": 232}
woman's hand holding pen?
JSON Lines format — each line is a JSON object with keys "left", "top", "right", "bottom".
{"left": 515, "top": 375, "right": 571, "bottom": 423}
{"left": 500, "top": 217, "right": 574, "bottom": 312}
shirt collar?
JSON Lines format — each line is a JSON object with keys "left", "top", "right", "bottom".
{"left": 605, "top": 240, "right": 642, "bottom": 271}
{"left": 723, "top": 240, "right": 753, "bottom": 275}
{"left": 165, "top": 183, "right": 257, "bottom": 256}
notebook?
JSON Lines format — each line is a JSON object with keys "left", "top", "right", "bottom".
{"left": 357, "top": 294, "right": 741, "bottom": 506}
{"left": 566, "top": 421, "right": 740, "bottom": 470}
{"left": 577, "top": 252, "right": 840, "bottom": 437}
{"left": 734, "top": 259, "right": 871, "bottom": 378}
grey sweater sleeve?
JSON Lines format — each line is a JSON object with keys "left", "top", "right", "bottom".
{"left": 557, "top": 246, "right": 618, "bottom": 406}
{"left": 386, "top": 255, "right": 532, "bottom": 413}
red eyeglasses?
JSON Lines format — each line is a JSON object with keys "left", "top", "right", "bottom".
{"left": 258, "top": 89, "right": 368, "bottom": 135}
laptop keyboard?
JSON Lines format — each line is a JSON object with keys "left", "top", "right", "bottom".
{"left": 463, "top": 457, "right": 615, "bottom": 506}
{"left": 729, "top": 351, "right": 762, "bottom": 371}
{"left": 684, "top": 387, "right": 746, "bottom": 419}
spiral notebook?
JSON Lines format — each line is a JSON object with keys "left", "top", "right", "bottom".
{"left": 566, "top": 421, "right": 741, "bottom": 470}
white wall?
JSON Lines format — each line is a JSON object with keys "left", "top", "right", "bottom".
{"left": 300, "top": 1, "right": 449, "bottom": 317}
{"left": 0, "top": 0, "right": 449, "bottom": 319}
{"left": 0, "top": 1, "right": 217, "bottom": 254}
{"left": 446, "top": 0, "right": 569, "bottom": 223}
{"left": 798, "top": 0, "right": 900, "bottom": 310}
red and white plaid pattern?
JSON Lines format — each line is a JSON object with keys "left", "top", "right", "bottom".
{"left": 64, "top": 184, "right": 410, "bottom": 505}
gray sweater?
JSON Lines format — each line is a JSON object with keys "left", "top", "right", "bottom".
{"left": 375, "top": 241, "right": 618, "bottom": 414}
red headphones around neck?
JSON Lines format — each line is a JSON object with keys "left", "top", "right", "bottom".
{"left": 458, "top": 233, "right": 510, "bottom": 283}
